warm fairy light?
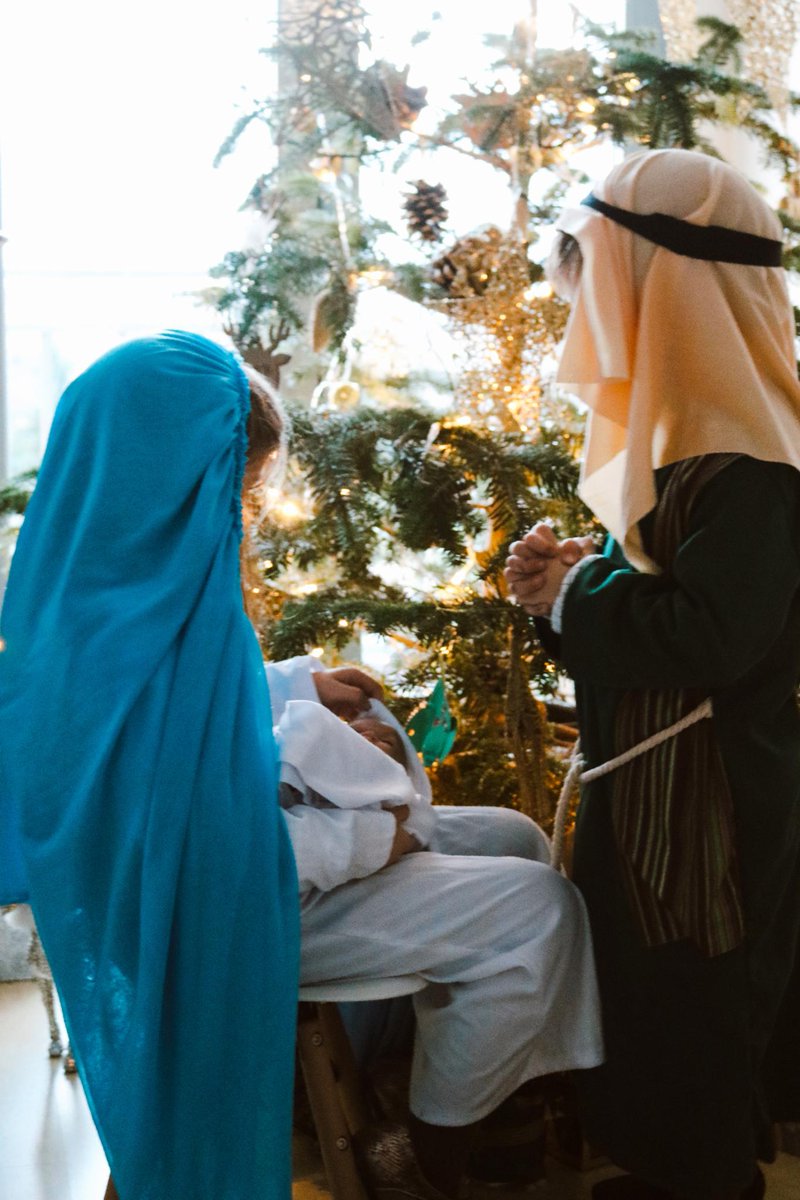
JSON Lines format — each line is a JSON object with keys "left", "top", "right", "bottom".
{"left": 259, "top": 559, "right": 274, "bottom": 571}
{"left": 528, "top": 281, "right": 554, "bottom": 299}
{"left": 276, "top": 499, "right": 305, "bottom": 522}
{"left": 359, "top": 266, "right": 394, "bottom": 287}
{"left": 310, "top": 155, "right": 340, "bottom": 184}
{"left": 300, "top": 583, "right": 318, "bottom": 595}
{"left": 624, "top": 77, "right": 641, "bottom": 92}
{"left": 310, "top": 647, "right": 325, "bottom": 658}
{"left": 339, "top": 487, "right": 351, "bottom": 497}
{"left": 251, "top": 587, "right": 261, "bottom": 594}
{"left": 576, "top": 99, "right": 596, "bottom": 114}
{"left": 337, "top": 618, "right": 350, "bottom": 628}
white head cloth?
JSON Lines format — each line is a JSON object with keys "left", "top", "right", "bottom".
{"left": 555, "top": 148, "right": 800, "bottom": 572}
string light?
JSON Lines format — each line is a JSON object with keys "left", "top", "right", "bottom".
{"left": 275, "top": 499, "right": 305, "bottom": 522}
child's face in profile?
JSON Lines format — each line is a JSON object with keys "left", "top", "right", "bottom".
{"left": 350, "top": 717, "right": 407, "bottom": 767}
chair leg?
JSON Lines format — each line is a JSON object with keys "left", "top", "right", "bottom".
{"left": 316, "top": 1001, "right": 373, "bottom": 1134}
{"left": 296, "top": 1001, "right": 372, "bottom": 1200}
{"left": 103, "top": 1175, "right": 119, "bottom": 1200}
{"left": 28, "top": 931, "right": 64, "bottom": 1057}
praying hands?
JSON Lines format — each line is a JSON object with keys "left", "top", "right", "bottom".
{"left": 504, "top": 523, "right": 597, "bottom": 618}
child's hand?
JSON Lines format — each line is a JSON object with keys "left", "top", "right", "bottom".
{"left": 313, "top": 667, "right": 384, "bottom": 719}
{"left": 504, "top": 524, "right": 595, "bottom": 618}
{"left": 384, "top": 807, "right": 419, "bottom": 866}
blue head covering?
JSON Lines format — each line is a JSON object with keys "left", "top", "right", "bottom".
{"left": 0, "top": 331, "right": 299, "bottom": 1199}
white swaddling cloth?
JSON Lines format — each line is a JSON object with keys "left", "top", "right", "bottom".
{"left": 275, "top": 698, "right": 436, "bottom": 847}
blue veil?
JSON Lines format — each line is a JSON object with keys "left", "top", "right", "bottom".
{"left": 0, "top": 332, "right": 299, "bottom": 1199}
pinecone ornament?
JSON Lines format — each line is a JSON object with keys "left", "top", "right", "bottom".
{"left": 403, "top": 180, "right": 449, "bottom": 243}
{"left": 432, "top": 227, "right": 504, "bottom": 297}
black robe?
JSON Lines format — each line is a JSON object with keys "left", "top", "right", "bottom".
{"left": 540, "top": 456, "right": 800, "bottom": 1197}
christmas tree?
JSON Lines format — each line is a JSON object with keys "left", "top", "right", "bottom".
{"left": 5, "top": 6, "right": 798, "bottom": 831}
{"left": 206, "top": 3, "right": 800, "bottom": 830}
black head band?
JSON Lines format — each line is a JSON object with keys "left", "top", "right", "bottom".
{"left": 581, "top": 193, "right": 783, "bottom": 267}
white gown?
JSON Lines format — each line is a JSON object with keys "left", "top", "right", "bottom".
{"left": 266, "top": 657, "right": 604, "bottom": 1126}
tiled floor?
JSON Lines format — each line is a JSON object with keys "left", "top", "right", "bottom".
{"left": 2, "top": 980, "right": 799, "bottom": 1200}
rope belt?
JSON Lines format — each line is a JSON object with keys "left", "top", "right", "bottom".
{"left": 549, "top": 698, "right": 713, "bottom": 872}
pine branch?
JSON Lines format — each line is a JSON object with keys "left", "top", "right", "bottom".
{"left": 267, "top": 589, "right": 532, "bottom": 662}
{"left": 0, "top": 470, "right": 37, "bottom": 516}
{"left": 694, "top": 16, "right": 744, "bottom": 70}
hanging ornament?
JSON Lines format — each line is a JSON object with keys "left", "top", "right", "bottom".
{"left": 431, "top": 227, "right": 505, "bottom": 297}
{"left": 239, "top": 320, "right": 292, "bottom": 389}
{"left": 452, "top": 87, "right": 520, "bottom": 153}
{"left": 406, "top": 678, "right": 457, "bottom": 767}
{"left": 658, "top": 0, "right": 700, "bottom": 62}
{"left": 727, "top": 0, "right": 800, "bottom": 114}
{"left": 403, "top": 180, "right": 449, "bottom": 243}
{"left": 328, "top": 380, "right": 361, "bottom": 410}
{"left": 433, "top": 229, "right": 569, "bottom": 433}
{"left": 310, "top": 280, "right": 353, "bottom": 353}
{"left": 360, "top": 62, "right": 428, "bottom": 140}
{"left": 311, "top": 378, "right": 362, "bottom": 411}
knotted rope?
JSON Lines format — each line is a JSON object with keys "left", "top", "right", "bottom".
{"left": 549, "top": 698, "right": 713, "bottom": 872}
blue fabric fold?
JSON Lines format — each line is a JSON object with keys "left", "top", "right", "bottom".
{"left": 0, "top": 331, "right": 299, "bottom": 1199}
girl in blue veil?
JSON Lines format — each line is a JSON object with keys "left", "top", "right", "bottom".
{"left": 0, "top": 331, "right": 300, "bottom": 1200}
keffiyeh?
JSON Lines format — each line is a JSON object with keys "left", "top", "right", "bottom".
{"left": 555, "top": 148, "right": 800, "bottom": 571}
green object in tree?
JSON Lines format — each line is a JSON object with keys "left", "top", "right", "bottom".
{"left": 406, "top": 678, "right": 457, "bottom": 766}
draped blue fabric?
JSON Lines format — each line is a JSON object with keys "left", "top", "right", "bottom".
{"left": 0, "top": 331, "right": 300, "bottom": 1199}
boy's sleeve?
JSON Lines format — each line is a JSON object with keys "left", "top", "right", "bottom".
{"left": 264, "top": 655, "right": 323, "bottom": 725}
{"left": 280, "top": 801, "right": 397, "bottom": 893}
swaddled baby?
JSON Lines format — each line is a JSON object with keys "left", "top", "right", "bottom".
{"left": 274, "top": 698, "right": 435, "bottom": 894}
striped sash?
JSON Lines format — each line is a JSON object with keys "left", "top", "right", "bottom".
{"left": 610, "top": 455, "right": 746, "bottom": 957}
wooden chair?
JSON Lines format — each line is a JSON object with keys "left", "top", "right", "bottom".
{"left": 297, "top": 974, "right": 427, "bottom": 1200}
{"left": 104, "top": 973, "right": 427, "bottom": 1200}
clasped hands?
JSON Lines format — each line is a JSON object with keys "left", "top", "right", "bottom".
{"left": 504, "top": 524, "right": 596, "bottom": 618}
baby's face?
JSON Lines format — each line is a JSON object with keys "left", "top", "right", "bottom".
{"left": 350, "top": 717, "right": 407, "bottom": 766}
